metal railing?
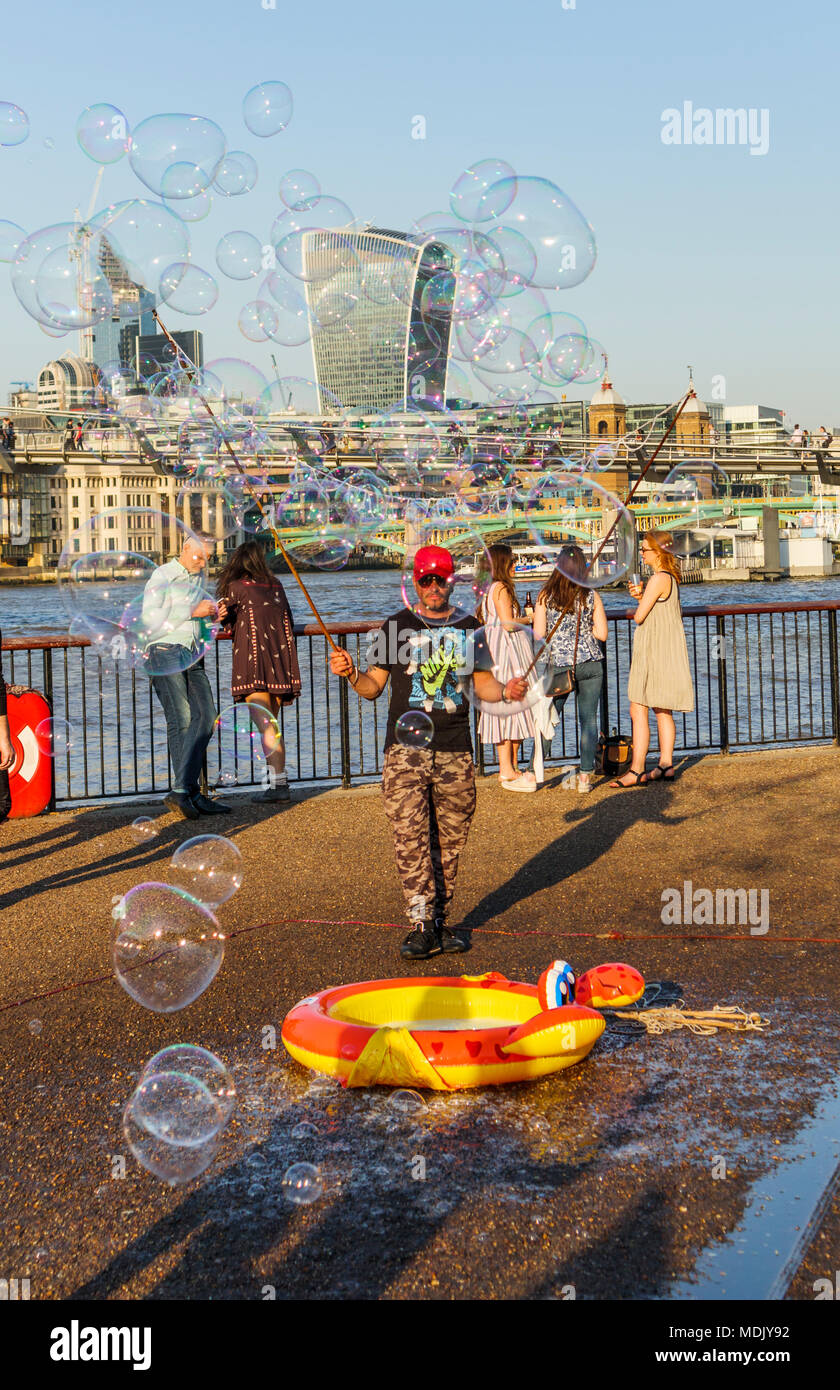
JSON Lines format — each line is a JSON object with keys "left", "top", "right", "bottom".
{"left": 2, "top": 600, "right": 839, "bottom": 808}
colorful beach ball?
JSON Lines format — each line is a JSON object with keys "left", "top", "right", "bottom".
{"left": 574, "top": 962, "right": 645, "bottom": 1009}
{"left": 537, "top": 959, "right": 576, "bottom": 1011}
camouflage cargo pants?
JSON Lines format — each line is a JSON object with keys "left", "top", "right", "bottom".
{"left": 381, "top": 746, "right": 476, "bottom": 926}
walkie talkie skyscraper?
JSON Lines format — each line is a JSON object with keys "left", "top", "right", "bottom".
{"left": 302, "top": 226, "right": 456, "bottom": 415}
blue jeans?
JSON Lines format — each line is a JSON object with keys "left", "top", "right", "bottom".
{"left": 537, "top": 658, "right": 604, "bottom": 774}
{"left": 149, "top": 647, "right": 217, "bottom": 796}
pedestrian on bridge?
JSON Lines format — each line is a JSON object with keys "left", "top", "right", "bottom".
{"left": 614, "top": 531, "right": 694, "bottom": 787}
{"left": 329, "top": 544, "right": 527, "bottom": 960}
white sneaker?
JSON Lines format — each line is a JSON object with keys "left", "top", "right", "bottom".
{"left": 501, "top": 775, "right": 537, "bottom": 793}
{"left": 560, "top": 771, "right": 578, "bottom": 790}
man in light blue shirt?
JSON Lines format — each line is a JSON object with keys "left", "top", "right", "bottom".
{"left": 143, "top": 534, "right": 230, "bottom": 820}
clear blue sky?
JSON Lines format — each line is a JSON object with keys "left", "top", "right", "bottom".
{"left": 1, "top": 0, "right": 836, "bottom": 422}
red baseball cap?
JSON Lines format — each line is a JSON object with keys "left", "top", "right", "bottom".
{"left": 413, "top": 545, "right": 455, "bottom": 581}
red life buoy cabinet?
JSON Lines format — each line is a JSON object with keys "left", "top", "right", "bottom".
{"left": 6, "top": 690, "right": 54, "bottom": 818}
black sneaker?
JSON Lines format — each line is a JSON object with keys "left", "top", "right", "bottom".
{"left": 399, "top": 924, "right": 442, "bottom": 960}
{"left": 164, "top": 792, "right": 200, "bottom": 821}
{"left": 437, "top": 922, "right": 470, "bottom": 954}
{"left": 191, "top": 792, "right": 233, "bottom": 815}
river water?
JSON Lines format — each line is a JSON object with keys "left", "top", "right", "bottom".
{"left": 1, "top": 572, "right": 838, "bottom": 638}
{"left": 1, "top": 572, "right": 838, "bottom": 803}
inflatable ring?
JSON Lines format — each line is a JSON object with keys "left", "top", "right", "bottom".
{"left": 282, "top": 972, "right": 606, "bottom": 1090}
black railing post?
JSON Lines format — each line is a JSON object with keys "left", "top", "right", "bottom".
{"left": 42, "top": 646, "right": 57, "bottom": 811}
{"left": 337, "top": 634, "right": 352, "bottom": 789}
{"left": 715, "top": 615, "right": 730, "bottom": 753}
{"left": 828, "top": 609, "right": 840, "bottom": 745}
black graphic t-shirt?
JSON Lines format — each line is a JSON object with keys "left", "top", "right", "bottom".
{"left": 372, "top": 608, "right": 479, "bottom": 753}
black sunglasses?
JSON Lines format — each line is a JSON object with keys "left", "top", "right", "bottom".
{"left": 416, "top": 573, "right": 450, "bottom": 589}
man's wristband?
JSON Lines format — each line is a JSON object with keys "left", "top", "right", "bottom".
{"left": 348, "top": 665, "right": 360, "bottom": 688}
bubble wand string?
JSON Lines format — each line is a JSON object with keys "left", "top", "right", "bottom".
{"left": 520, "top": 388, "right": 694, "bottom": 679}
{"left": 150, "top": 309, "right": 340, "bottom": 653}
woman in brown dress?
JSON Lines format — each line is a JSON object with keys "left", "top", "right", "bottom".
{"left": 217, "top": 541, "right": 301, "bottom": 802}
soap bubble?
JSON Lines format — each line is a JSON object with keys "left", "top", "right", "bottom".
{"left": 159, "top": 262, "right": 218, "bottom": 315}
{"left": 0, "top": 101, "right": 29, "bottom": 147}
{"left": 201, "top": 357, "right": 268, "bottom": 407}
{"left": 279, "top": 168, "right": 320, "bottom": 209}
{"left": 395, "top": 711, "right": 434, "bottom": 749}
{"left": 12, "top": 223, "right": 112, "bottom": 330}
{"left": 170, "top": 834, "right": 243, "bottom": 908}
{"left": 270, "top": 196, "right": 356, "bottom": 283}
{"left": 112, "top": 882, "right": 225, "bottom": 1012}
{"left": 132, "top": 1071, "right": 226, "bottom": 1147}
{"left": 164, "top": 187, "right": 212, "bottom": 223}
{"left": 28, "top": 1019, "right": 43, "bottom": 1036}
{"left": 477, "top": 176, "right": 597, "bottom": 291}
{"left": 213, "top": 151, "right": 258, "bottom": 197}
{"left": 388, "top": 1088, "right": 427, "bottom": 1114}
{"left": 128, "top": 113, "right": 226, "bottom": 197}
{"left": 450, "top": 158, "right": 516, "bottom": 222}
{"left": 291, "top": 1121, "right": 319, "bottom": 1140}
{"left": 243, "top": 81, "right": 293, "bottom": 137}
{"left": 569, "top": 337, "right": 608, "bottom": 385}
{"left": 459, "top": 623, "right": 548, "bottom": 719}
{"left": 213, "top": 701, "right": 281, "bottom": 785}
{"left": 90, "top": 200, "right": 190, "bottom": 309}
{"left": 400, "top": 511, "right": 492, "bottom": 621}
{"left": 282, "top": 1162, "right": 323, "bottom": 1206}
{"left": 130, "top": 817, "right": 157, "bottom": 842}
{"left": 35, "top": 717, "right": 73, "bottom": 757}
{"left": 215, "top": 230, "right": 262, "bottom": 280}
{"left": 57, "top": 514, "right": 216, "bottom": 676}
{"left": 276, "top": 477, "right": 358, "bottom": 570}
{"left": 262, "top": 273, "right": 311, "bottom": 345}
{"left": 76, "top": 103, "right": 129, "bottom": 163}
{"left": 238, "top": 299, "right": 277, "bottom": 343}
{"left": 526, "top": 472, "right": 635, "bottom": 589}
{"left": 658, "top": 462, "right": 731, "bottom": 559}
{"left": 138, "top": 1045, "right": 236, "bottom": 1127}
{"left": 123, "top": 1101, "right": 220, "bottom": 1184}
{"left": 0, "top": 220, "right": 25, "bottom": 263}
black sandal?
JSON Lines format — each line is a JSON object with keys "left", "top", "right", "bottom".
{"left": 609, "top": 770, "right": 647, "bottom": 789}
{"left": 648, "top": 764, "right": 675, "bottom": 782}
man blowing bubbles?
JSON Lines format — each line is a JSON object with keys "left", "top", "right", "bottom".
{"left": 330, "top": 545, "right": 527, "bottom": 960}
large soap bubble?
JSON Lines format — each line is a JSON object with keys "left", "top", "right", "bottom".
{"left": 159, "top": 262, "right": 219, "bottom": 315}
{"left": 449, "top": 158, "right": 517, "bottom": 223}
{"left": 526, "top": 472, "right": 635, "bottom": 589}
{"left": 138, "top": 1044, "right": 237, "bottom": 1129}
{"left": 90, "top": 200, "right": 190, "bottom": 310}
{"left": 112, "top": 882, "right": 225, "bottom": 1012}
{"left": 123, "top": 1096, "right": 221, "bottom": 1184}
{"left": 270, "top": 196, "right": 356, "bottom": 283}
{"left": 243, "top": 81, "right": 293, "bottom": 137}
{"left": 477, "top": 176, "right": 597, "bottom": 291}
{"left": 76, "top": 103, "right": 129, "bottom": 164}
{"left": 57, "top": 510, "right": 217, "bottom": 675}
{"left": 279, "top": 168, "right": 320, "bottom": 209}
{"left": 213, "top": 151, "right": 258, "bottom": 197}
{"left": 170, "top": 834, "right": 244, "bottom": 908}
{"left": 128, "top": 113, "right": 226, "bottom": 197}
{"left": 0, "top": 101, "right": 29, "bottom": 147}
{"left": 656, "top": 462, "right": 731, "bottom": 559}
{"left": 12, "top": 223, "right": 112, "bottom": 330}
{"left": 132, "top": 1071, "right": 226, "bottom": 1147}
{"left": 215, "top": 230, "right": 262, "bottom": 280}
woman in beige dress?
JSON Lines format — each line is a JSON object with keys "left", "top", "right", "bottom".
{"left": 611, "top": 530, "right": 694, "bottom": 788}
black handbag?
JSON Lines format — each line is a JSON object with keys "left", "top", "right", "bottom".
{"left": 596, "top": 728, "right": 633, "bottom": 776}
{"left": 545, "top": 602, "right": 581, "bottom": 697}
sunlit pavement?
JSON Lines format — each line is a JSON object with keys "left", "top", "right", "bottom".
{"left": 1, "top": 746, "right": 838, "bottom": 1300}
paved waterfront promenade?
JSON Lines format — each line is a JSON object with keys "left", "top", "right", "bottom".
{"left": 2, "top": 748, "right": 839, "bottom": 1300}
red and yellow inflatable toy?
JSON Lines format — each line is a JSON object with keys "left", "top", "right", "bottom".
{"left": 282, "top": 970, "right": 623, "bottom": 1090}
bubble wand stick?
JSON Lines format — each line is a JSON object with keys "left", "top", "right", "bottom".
{"left": 151, "top": 310, "right": 340, "bottom": 653}
{"left": 520, "top": 388, "right": 694, "bottom": 679}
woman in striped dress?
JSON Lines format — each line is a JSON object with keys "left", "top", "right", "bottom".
{"left": 476, "top": 544, "right": 537, "bottom": 792}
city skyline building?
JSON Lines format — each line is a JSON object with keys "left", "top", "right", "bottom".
{"left": 84, "top": 234, "right": 157, "bottom": 378}
{"left": 302, "top": 227, "right": 456, "bottom": 416}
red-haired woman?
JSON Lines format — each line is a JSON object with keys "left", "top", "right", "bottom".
{"left": 476, "top": 543, "right": 536, "bottom": 791}
{"left": 612, "top": 530, "right": 694, "bottom": 787}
